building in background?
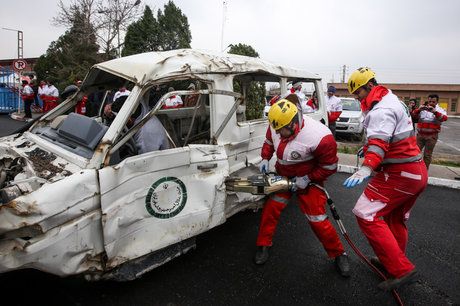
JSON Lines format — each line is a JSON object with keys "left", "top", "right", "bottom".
{"left": 0, "top": 57, "right": 38, "bottom": 80}
{"left": 328, "top": 83, "right": 460, "bottom": 115}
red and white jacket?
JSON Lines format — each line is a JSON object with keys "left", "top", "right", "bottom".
{"left": 46, "top": 85, "right": 59, "bottom": 103}
{"left": 325, "top": 95, "right": 342, "bottom": 124}
{"left": 261, "top": 115, "right": 338, "bottom": 182}
{"left": 412, "top": 105, "right": 448, "bottom": 135}
{"left": 21, "top": 84, "right": 34, "bottom": 100}
{"left": 305, "top": 98, "right": 318, "bottom": 112}
{"left": 163, "top": 95, "right": 183, "bottom": 108}
{"left": 361, "top": 86, "right": 422, "bottom": 170}
{"left": 38, "top": 85, "right": 48, "bottom": 101}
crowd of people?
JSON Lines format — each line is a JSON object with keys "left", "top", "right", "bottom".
{"left": 20, "top": 79, "right": 200, "bottom": 120}
{"left": 257, "top": 67, "right": 449, "bottom": 292}
{"left": 20, "top": 78, "right": 60, "bottom": 121}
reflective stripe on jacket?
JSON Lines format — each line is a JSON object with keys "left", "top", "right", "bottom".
{"left": 362, "top": 88, "right": 421, "bottom": 169}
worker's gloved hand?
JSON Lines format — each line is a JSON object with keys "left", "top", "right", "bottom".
{"left": 259, "top": 159, "right": 269, "bottom": 174}
{"left": 343, "top": 166, "right": 372, "bottom": 188}
{"left": 291, "top": 175, "right": 310, "bottom": 192}
{"left": 357, "top": 146, "right": 364, "bottom": 158}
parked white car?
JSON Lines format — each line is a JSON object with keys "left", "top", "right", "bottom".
{"left": 0, "top": 49, "right": 328, "bottom": 280}
{"left": 336, "top": 97, "right": 364, "bottom": 136}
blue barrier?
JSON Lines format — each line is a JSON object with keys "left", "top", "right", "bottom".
{"left": 0, "top": 87, "right": 18, "bottom": 114}
{"left": 0, "top": 67, "right": 18, "bottom": 114}
{"left": 0, "top": 67, "right": 43, "bottom": 114}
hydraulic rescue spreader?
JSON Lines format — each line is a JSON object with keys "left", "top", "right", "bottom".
{"left": 225, "top": 173, "right": 294, "bottom": 195}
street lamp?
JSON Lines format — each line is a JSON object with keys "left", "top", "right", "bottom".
{"left": 2, "top": 27, "right": 24, "bottom": 115}
{"left": 2, "top": 27, "right": 23, "bottom": 59}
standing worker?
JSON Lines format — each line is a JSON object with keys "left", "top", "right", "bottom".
{"left": 75, "top": 80, "right": 88, "bottom": 115}
{"left": 325, "top": 86, "right": 342, "bottom": 138}
{"left": 411, "top": 94, "right": 448, "bottom": 169}
{"left": 46, "top": 80, "right": 59, "bottom": 112}
{"left": 38, "top": 80, "right": 48, "bottom": 113}
{"left": 255, "top": 99, "right": 350, "bottom": 277}
{"left": 344, "top": 67, "right": 427, "bottom": 291}
{"left": 163, "top": 87, "right": 183, "bottom": 108}
{"left": 288, "top": 81, "right": 311, "bottom": 113}
{"left": 21, "top": 80, "right": 34, "bottom": 121}
{"left": 408, "top": 98, "right": 418, "bottom": 130}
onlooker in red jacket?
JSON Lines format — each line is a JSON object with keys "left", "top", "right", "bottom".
{"left": 411, "top": 94, "right": 448, "bottom": 169}
{"left": 305, "top": 90, "right": 319, "bottom": 112}
{"left": 325, "top": 86, "right": 342, "bottom": 138}
{"left": 163, "top": 87, "right": 183, "bottom": 108}
{"left": 38, "top": 80, "right": 48, "bottom": 113}
{"left": 21, "top": 80, "right": 34, "bottom": 120}
{"left": 75, "top": 80, "right": 88, "bottom": 115}
{"left": 46, "top": 80, "right": 59, "bottom": 112}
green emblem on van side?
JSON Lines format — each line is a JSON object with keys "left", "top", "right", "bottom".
{"left": 146, "top": 177, "right": 187, "bottom": 219}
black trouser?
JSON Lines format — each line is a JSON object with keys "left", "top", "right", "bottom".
{"left": 24, "top": 98, "right": 33, "bottom": 118}
{"left": 328, "top": 122, "right": 336, "bottom": 138}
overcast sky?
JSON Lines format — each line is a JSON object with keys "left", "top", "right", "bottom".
{"left": 1, "top": 0, "right": 459, "bottom": 84}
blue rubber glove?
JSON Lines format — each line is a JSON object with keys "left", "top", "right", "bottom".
{"left": 357, "top": 146, "right": 364, "bottom": 158}
{"left": 291, "top": 175, "right": 310, "bottom": 192}
{"left": 260, "top": 159, "right": 269, "bottom": 174}
{"left": 343, "top": 166, "right": 372, "bottom": 188}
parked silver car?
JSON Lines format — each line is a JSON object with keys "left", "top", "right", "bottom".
{"left": 336, "top": 97, "right": 364, "bottom": 136}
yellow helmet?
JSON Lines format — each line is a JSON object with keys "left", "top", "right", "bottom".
{"left": 347, "top": 67, "right": 377, "bottom": 94}
{"left": 268, "top": 99, "right": 298, "bottom": 130}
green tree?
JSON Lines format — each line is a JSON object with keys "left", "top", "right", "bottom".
{"left": 35, "top": 10, "right": 100, "bottom": 92}
{"left": 157, "top": 0, "right": 192, "bottom": 50}
{"left": 228, "top": 43, "right": 259, "bottom": 58}
{"left": 122, "top": 5, "right": 159, "bottom": 56}
{"left": 228, "top": 44, "right": 265, "bottom": 120}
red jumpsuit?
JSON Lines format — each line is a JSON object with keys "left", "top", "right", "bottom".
{"left": 75, "top": 95, "right": 88, "bottom": 115}
{"left": 353, "top": 86, "right": 428, "bottom": 278}
{"left": 257, "top": 115, "right": 345, "bottom": 258}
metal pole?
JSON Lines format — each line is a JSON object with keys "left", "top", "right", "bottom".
{"left": 3, "top": 28, "right": 24, "bottom": 115}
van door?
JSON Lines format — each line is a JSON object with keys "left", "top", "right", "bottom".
{"left": 98, "top": 144, "right": 228, "bottom": 271}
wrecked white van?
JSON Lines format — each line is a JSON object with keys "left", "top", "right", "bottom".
{"left": 0, "top": 49, "right": 327, "bottom": 280}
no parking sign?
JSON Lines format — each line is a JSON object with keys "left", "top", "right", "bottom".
{"left": 13, "top": 59, "right": 27, "bottom": 71}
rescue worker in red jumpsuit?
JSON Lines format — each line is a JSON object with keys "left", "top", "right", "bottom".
{"left": 344, "top": 67, "right": 428, "bottom": 291}
{"left": 255, "top": 99, "right": 350, "bottom": 277}
{"left": 75, "top": 80, "right": 88, "bottom": 115}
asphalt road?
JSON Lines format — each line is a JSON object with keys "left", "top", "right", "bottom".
{"left": 1, "top": 172, "right": 459, "bottom": 306}
{"left": 336, "top": 117, "right": 460, "bottom": 156}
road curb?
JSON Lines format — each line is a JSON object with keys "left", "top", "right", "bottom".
{"left": 337, "top": 164, "right": 460, "bottom": 190}
{"left": 9, "top": 112, "right": 26, "bottom": 122}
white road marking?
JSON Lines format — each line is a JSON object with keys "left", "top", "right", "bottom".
{"left": 437, "top": 140, "right": 460, "bottom": 152}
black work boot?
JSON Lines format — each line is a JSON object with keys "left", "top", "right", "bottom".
{"left": 254, "top": 246, "right": 270, "bottom": 265}
{"left": 370, "top": 256, "right": 386, "bottom": 271}
{"left": 378, "top": 268, "right": 420, "bottom": 291}
{"left": 335, "top": 253, "right": 351, "bottom": 277}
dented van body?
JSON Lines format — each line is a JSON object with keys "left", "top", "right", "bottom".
{"left": 0, "top": 49, "right": 327, "bottom": 280}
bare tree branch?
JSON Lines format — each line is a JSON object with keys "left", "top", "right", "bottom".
{"left": 54, "top": 0, "right": 142, "bottom": 59}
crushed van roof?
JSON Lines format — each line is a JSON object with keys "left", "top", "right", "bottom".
{"left": 90, "top": 49, "right": 321, "bottom": 85}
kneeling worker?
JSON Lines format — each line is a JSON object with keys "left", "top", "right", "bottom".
{"left": 255, "top": 99, "right": 350, "bottom": 277}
